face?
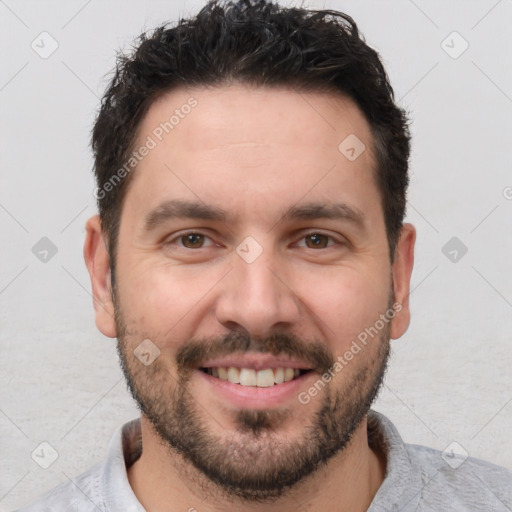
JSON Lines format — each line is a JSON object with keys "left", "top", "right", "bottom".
{"left": 88, "top": 84, "right": 415, "bottom": 501}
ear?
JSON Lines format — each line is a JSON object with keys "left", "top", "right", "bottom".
{"left": 390, "top": 223, "right": 416, "bottom": 340}
{"left": 83, "top": 215, "right": 117, "bottom": 338}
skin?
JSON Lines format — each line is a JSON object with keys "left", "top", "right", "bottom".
{"left": 84, "top": 83, "right": 416, "bottom": 512}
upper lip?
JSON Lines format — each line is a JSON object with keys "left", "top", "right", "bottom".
{"left": 199, "top": 354, "right": 314, "bottom": 371}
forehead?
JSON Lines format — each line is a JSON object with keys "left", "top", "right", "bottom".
{"left": 122, "top": 83, "right": 381, "bottom": 229}
{"left": 139, "top": 83, "right": 373, "bottom": 153}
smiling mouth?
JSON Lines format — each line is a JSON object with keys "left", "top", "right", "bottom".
{"left": 199, "top": 367, "right": 312, "bottom": 387}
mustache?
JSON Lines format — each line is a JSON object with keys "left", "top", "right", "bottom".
{"left": 176, "top": 330, "right": 335, "bottom": 375}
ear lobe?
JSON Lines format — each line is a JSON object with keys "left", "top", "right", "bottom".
{"left": 390, "top": 223, "right": 416, "bottom": 340}
{"left": 83, "top": 215, "right": 117, "bottom": 338}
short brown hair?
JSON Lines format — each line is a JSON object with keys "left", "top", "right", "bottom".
{"left": 91, "top": 0, "right": 411, "bottom": 276}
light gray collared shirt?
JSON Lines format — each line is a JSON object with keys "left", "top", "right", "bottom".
{"left": 15, "top": 410, "right": 512, "bottom": 511}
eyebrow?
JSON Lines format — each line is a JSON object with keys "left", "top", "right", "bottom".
{"left": 143, "top": 199, "right": 366, "bottom": 232}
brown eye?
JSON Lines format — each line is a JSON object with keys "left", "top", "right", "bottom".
{"left": 164, "top": 231, "right": 216, "bottom": 251}
{"left": 304, "top": 233, "right": 331, "bottom": 249}
{"left": 181, "top": 233, "right": 206, "bottom": 248}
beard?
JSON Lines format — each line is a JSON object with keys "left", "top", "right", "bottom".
{"left": 114, "top": 288, "right": 392, "bottom": 502}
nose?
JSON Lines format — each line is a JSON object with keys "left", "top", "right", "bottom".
{"left": 215, "top": 244, "right": 301, "bottom": 337}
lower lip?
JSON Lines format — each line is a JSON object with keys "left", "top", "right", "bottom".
{"left": 195, "top": 369, "right": 314, "bottom": 409}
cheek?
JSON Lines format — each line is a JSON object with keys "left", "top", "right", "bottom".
{"left": 122, "top": 264, "right": 222, "bottom": 336}
{"left": 297, "top": 266, "right": 390, "bottom": 349}
{"left": 120, "top": 255, "right": 391, "bottom": 354}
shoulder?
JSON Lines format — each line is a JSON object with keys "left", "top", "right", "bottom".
{"left": 13, "top": 462, "right": 104, "bottom": 511}
{"left": 14, "top": 418, "right": 143, "bottom": 512}
{"left": 405, "top": 442, "right": 512, "bottom": 511}
{"left": 368, "top": 410, "right": 512, "bottom": 512}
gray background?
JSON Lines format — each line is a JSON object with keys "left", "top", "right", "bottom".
{"left": 1, "top": 0, "right": 511, "bottom": 509}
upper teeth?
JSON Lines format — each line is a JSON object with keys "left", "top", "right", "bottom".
{"left": 206, "top": 367, "right": 301, "bottom": 387}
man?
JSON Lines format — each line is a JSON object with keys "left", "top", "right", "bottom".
{"left": 17, "top": 0, "right": 512, "bottom": 510}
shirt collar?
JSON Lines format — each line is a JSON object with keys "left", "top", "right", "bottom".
{"left": 100, "top": 417, "right": 145, "bottom": 511}
{"left": 367, "top": 410, "right": 423, "bottom": 511}
{"left": 100, "top": 410, "right": 423, "bottom": 511}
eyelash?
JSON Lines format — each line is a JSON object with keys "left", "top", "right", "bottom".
{"left": 164, "top": 231, "right": 342, "bottom": 250}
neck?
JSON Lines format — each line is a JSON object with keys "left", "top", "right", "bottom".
{"left": 127, "top": 414, "right": 386, "bottom": 512}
